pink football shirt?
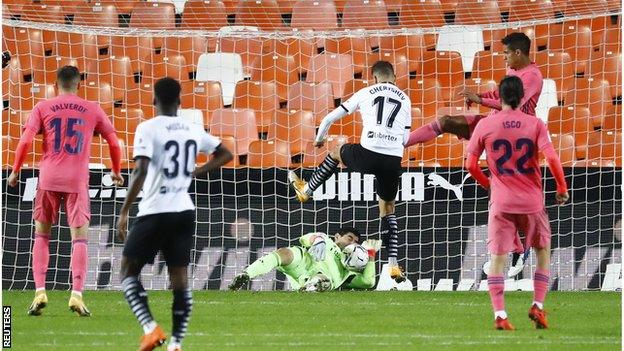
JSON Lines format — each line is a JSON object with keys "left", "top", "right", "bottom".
{"left": 24, "top": 93, "right": 115, "bottom": 193}
{"left": 480, "top": 63, "right": 543, "bottom": 116}
{"left": 466, "top": 108, "right": 552, "bottom": 214}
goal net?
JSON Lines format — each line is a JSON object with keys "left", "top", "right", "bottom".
{"left": 2, "top": 0, "right": 621, "bottom": 291}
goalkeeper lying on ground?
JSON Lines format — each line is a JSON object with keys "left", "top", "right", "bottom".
{"left": 229, "top": 227, "right": 381, "bottom": 291}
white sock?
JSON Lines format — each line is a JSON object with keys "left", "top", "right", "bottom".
{"left": 36, "top": 287, "right": 46, "bottom": 293}
{"left": 303, "top": 184, "right": 312, "bottom": 196}
{"left": 71, "top": 290, "right": 82, "bottom": 297}
{"left": 167, "top": 340, "right": 182, "bottom": 351}
{"left": 532, "top": 301, "right": 544, "bottom": 310}
{"left": 494, "top": 310, "right": 508, "bottom": 319}
{"left": 143, "top": 321, "right": 157, "bottom": 334}
{"left": 388, "top": 257, "right": 398, "bottom": 266}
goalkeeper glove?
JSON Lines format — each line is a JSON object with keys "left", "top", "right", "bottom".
{"left": 362, "top": 239, "right": 382, "bottom": 258}
{"left": 308, "top": 236, "right": 327, "bottom": 261}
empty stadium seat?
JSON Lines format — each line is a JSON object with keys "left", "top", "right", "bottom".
{"left": 163, "top": 36, "right": 212, "bottom": 74}
{"left": 196, "top": 53, "right": 244, "bottom": 106}
{"left": 305, "top": 53, "right": 354, "bottom": 99}
{"left": 250, "top": 53, "right": 299, "bottom": 102}
{"left": 341, "top": 79, "right": 370, "bottom": 102}
{"left": 420, "top": 134, "right": 466, "bottom": 167}
{"left": 78, "top": 81, "right": 114, "bottom": 114}
{"left": 400, "top": 0, "right": 445, "bottom": 28}
{"left": 142, "top": 54, "right": 190, "bottom": 85}
{"left": 327, "top": 111, "right": 363, "bottom": 142}
{"left": 129, "top": 2, "right": 176, "bottom": 29}
{"left": 302, "top": 134, "right": 349, "bottom": 168}
{"left": 73, "top": 4, "right": 119, "bottom": 27}
{"left": 549, "top": 133, "right": 576, "bottom": 166}
{"left": 291, "top": 0, "right": 338, "bottom": 30}
{"left": 181, "top": 0, "right": 228, "bottom": 29}
{"left": 9, "top": 83, "right": 56, "bottom": 111}
{"left": 209, "top": 108, "right": 259, "bottom": 156}
{"left": 325, "top": 37, "right": 370, "bottom": 75}
{"left": 471, "top": 51, "right": 506, "bottom": 81}
{"left": 181, "top": 80, "right": 223, "bottom": 127}
{"left": 287, "top": 82, "right": 335, "bottom": 124}
{"left": 535, "top": 79, "right": 558, "bottom": 123}
{"left": 217, "top": 36, "right": 264, "bottom": 78}
{"left": 547, "top": 106, "right": 593, "bottom": 152}
{"left": 536, "top": 51, "right": 575, "bottom": 97}
{"left": 342, "top": 0, "right": 389, "bottom": 30}
{"left": 455, "top": 0, "right": 501, "bottom": 24}
{"left": 508, "top": 0, "right": 555, "bottom": 21}
{"left": 267, "top": 110, "right": 316, "bottom": 155}
{"left": 589, "top": 50, "right": 622, "bottom": 100}
{"left": 21, "top": 4, "right": 65, "bottom": 24}
{"left": 547, "top": 22, "right": 592, "bottom": 75}
{"left": 235, "top": 0, "right": 284, "bottom": 30}
{"left": 419, "top": 51, "right": 464, "bottom": 102}
{"left": 436, "top": 27, "right": 485, "bottom": 73}
{"left": 262, "top": 38, "right": 316, "bottom": 75}
{"left": 408, "top": 78, "right": 444, "bottom": 118}
{"left": 232, "top": 80, "right": 280, "bottom": 133}
{"left": 112, "top": 107, "right": 143, "bottom": 145}
{"left": 247, "top": 140, "right": 291, "bottom": 168}
{"left": 563, "top": 78, "right": 616, "bottom": 128}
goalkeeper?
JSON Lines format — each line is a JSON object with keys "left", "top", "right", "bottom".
{"left": 229, "top": 227, "right": 380, "bottom": 291}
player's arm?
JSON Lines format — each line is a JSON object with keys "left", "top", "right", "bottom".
{"left": 300, "top": 232, "right": 328, "bottom": 261}
{"left": 464, "top": 125, "right": 490, "bottom": 189}
{"left": 192, "top": 144, "right": 233, "bottom": 178}
{"left": 8, "top": 107, "right": 41, "bottom": 187}
{"left": 315, "top": 93, "right": 361, "bottom": 147}
{"left": 95, "top": 106, "right": 124, "bottom": 186}
{"left": 537, "top": 123, "right": 569, "bottom": 204}
{"left": 477, "top": 89, "right": 502, "bottom": 111}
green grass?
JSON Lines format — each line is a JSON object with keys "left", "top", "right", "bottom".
{"left": 2, "top": 290, "right": 621, "bottom": 350}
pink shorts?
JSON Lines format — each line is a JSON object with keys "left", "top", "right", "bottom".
{"left": 33, "top": 189, "right": 91, "bottom": 228}
{"left": 487, "top": 210, "right": 551, "bottom": 255}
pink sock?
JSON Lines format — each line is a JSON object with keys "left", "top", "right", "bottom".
{"left": 32, "top": 233, "right": 50, "bottom": 290}
{"left": 533, "top": 268, "right": 550, "bottom": 306}
{"left": 405, "top": 120, "right": 442, "bottom": 147}
{"left": 71, "top": 239, "right": 88, "bottom": 293}
{"left": 487, "top": 274, "right": 506, "bottom": 312}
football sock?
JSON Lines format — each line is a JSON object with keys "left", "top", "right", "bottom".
{"left": 405, "top": 120, "right": 442, "bottom": 147}
{"left": 171, "top": 288, "right": 192, "bottom": 346}
{"left": 70, "top": 239, "right": 88, "bottom": 293}
{"left": 122, "top": 276, "right": 156, "bottom": 334}
{"left": 533, "top": 268, "right": 549, "bottom": 308}
{"left": 488, "top": 274, "right": 505, "bottom": 317}
{"left": 305, "top": 155, "right": 339, "bottom": 196}
{"left": 382, "top": 214, "right": 399, "bottom": 266}
{"left": 32, "top": 233, "right": 50, "bottom": 290}
{"left": 246, "top": 251, "right": 281, "bottom": 279}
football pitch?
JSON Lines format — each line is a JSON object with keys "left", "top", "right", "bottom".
{"left": 2, "top": 290, "right": 621, "bottom": 350}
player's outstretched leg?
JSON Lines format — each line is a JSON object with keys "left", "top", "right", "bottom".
{"left": 68, "top": 238, "right": 91, "bottom": 316}
{"left": 289, "top": 153, "right": 340, "bottom": 202}
{"left": 230, "top": 250, "right": 283, "bottom": 290}
{"left": 405, "top": 120, "right": 443, "bottom": 147}
{"left": 229, "top": 272, "right": 250, "bottom": 290}
{"left": 28, "top": 232, "right": 50, "bottom": 316}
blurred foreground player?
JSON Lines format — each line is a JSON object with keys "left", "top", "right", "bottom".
{"left": 116, "top": 77, "right": 233, "bottom": 351}
{"left": 465, "top": 76, "right": 569, "bottom": 330}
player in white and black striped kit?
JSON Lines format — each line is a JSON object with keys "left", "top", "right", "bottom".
{"left": 116, "top": 77, "right": 233, "bottom": 351}
{"left": 289, "top": 61, "right": 411, "bottom": 283}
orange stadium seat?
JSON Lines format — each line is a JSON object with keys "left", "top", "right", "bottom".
{"left": 21, "top": 4, "right": 65, "bottom": 24}
{"left": 112, "top": 107, "right": 144, "bottom": 146}
{"left": 364, "top": 50, "right": 410, "bottom": 89}
{"left": 508, "top": 0, "right": 555, "bottom": 21}
{"left": 536, "top": 51, "right": 575, "bottom": 97}
{"left": 549, "top": 134, "right": 576, "bottom": 166}
{"left": 209, "top": 108, "right": 259, "bottom": 156}
{"left": 589, "top": 50, "right": 622, "bottom": 100}
{"left": 547, "top": 106, "right": 593, "bottom": 151}
{"left": 596, "top": 28, "right": 622, "bottom": 54}
{"left": 203, "top": 134, "right": 238, "bottom": 167}
{"left": 305, "top": 53, "right": 354, "bottom": 99}
{"left": 291, "top": 0, "right": 338, "bottom": 30}
{"left": 129, "top": 2, "right": 176, "bottom": 29}
{"left": 377, "top": 34, "right": 427, "bottom": 66}
{"left": 250, "top": 53, "right": 300, "bottom": 101}
{"left": 455, "top": 0, "right": 501, "bottom": 24}
{"left": 4, "top": 27, "right": 45, "bottom": 81}
{"left": 471, "top": 51, "right": 506, "bottom": 82}
{"left": 302, "top": 134, "right": 349, "bottom": 168}
{"left": 327, "top": 111, "right": 363, "bottom": 142}
{"left": 2, "top": 109, "right": 29, "bottom": 140}
{"left": 565, "top": 0, "right": 609, "bottom": 16}
{"left": 218, "top": 37, "right": 264, "bottom": 78}
{"left": 78, "top": 81, "right": 114, "bottom": 115}
{"left": 287, "top": 82, "right": 335, "bottom": 124}
{"left": 163, "top": 37, "right": 212, "bottom": 74}
{"left": 408, "top": 78, "right": 444, "bottom": 118}
{"left": 563, "top": 78, "right": 616, "bottom": 128}
{"left": 342, "top": 0, "right": 389, "bottom": 30}
{"left": 341, "top": 79, "right": 370, "bottom": 101}
{"left": 235, "top": 0, "right": 284, "bottom": 30}
{"left": 220, "top": 0, "right": 239, "bottom": 14}
{"left": 2, "top": 135, "right": 17, "bottom": 169}
{"left": 585, "top": 130, "right": 621, "bottom": 166}
{"left": 109, "top": 36, "right": 154, "bottom": 74}
{"left": 142, "top": 54, "right": 190, "bottom": 85}
{"left": 73, "top": 4, "right": 119, "bottom": 27}
{"left": 547, "top": 22, "right": 592, "bottom": 75}
{"left": 267, "top": 110, "right": 316, "bottom": 155}
{"left": 324, "top": 37, "right": 370, "bottom": 75}
{"left": 419, "top": 51, "right": 464, "bottom": 102}
{"left": 41, "top": 56, "right": 80, "bottom": 85}
{"left": 86, "top": 56, "right": 135, "bottom": 104}
{"left": 181, "top": 0, "right": 228, "bottom": 29}
{"left": 420, "top": 134, "right": 466, "bottom": 167}
{"left": 90, "top": 136, "right": 128, "bottom": 169}
{"left": 276, "top": 0, "right": 297, "bottom": 14}
{"left": 262, "top": 38, "right": 316, "bottom": 75}
{"left": 247, "top": 140, "right": 291, "bottom": 168}
{"left": 94, "top": 1, "right": 142, "bottom": 15}
{"left": 9, "top": 83, "right": 56, "bottom": 111}
{"left": 181, "top": 80, "right": 223, "bottom": 128}
{"left": 232, "top": 80, "right": 280, "bottom": 133}
{"left": 400, "top": 0, "right": 445, "bottom": 28}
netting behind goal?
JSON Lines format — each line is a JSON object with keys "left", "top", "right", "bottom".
{"left": 2, "top": 0, "right": 622, "bottom": 291}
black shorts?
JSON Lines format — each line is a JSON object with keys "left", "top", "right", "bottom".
{"left": 339, "top": 143, "right": 403, "bottom": 201}
{"left": 123, "top": 210, "right": 195, "bottom": 267}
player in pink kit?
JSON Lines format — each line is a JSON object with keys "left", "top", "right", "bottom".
{"left": 465, "top": 76, "right": 569, "bottom": 331}
{"left": 7, "top": 66, "right": 124, "bottom": 316}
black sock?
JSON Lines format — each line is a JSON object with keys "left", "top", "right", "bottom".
{"left": 382, "top": 214, "right": 399, "bottom": 262}
{"left": 171, "top": 288, "right": 193, "bottom": 344}
{"left": 306, "top": 155, "right": 339, "bottom": 195}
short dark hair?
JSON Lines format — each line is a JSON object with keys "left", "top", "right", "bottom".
{"left": 371, "top": 60, "right": 394, "bottom": 78}
{"left": 501, "top": 32, "right": 531, "bottom": 56}
{"left": 154, "top": 77, "right": 181, "bottom": 106}
{"left": 499, "top": 75, "right": 524, "bottom": 109}
{"left": 56, "top": 65, "right": 80, "bottom": 90}
{"left": 337, "top": 226, "right": 361, "bottom": 242}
